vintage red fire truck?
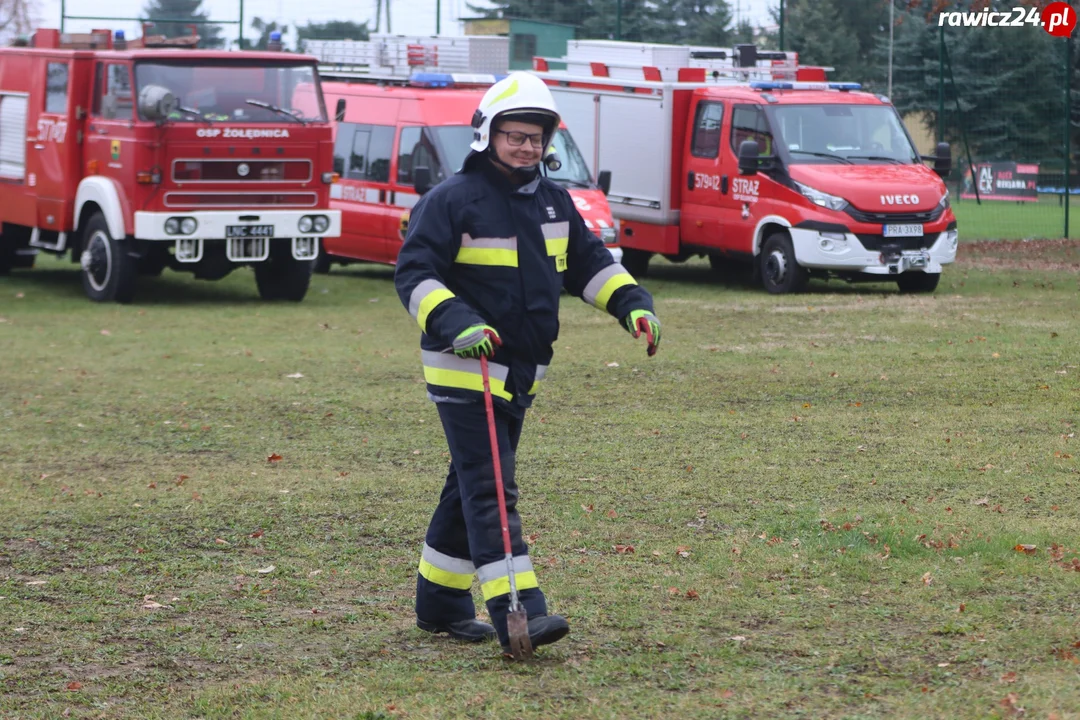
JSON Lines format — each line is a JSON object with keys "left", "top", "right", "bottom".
{"left": 302, "top": 35, "right": 621, "bottom": 271}
{"left": 0, "top": 28, "right": 340, "bottom": 302}
{"left": 535, "top": 40, "right": 956, "bottom": 293}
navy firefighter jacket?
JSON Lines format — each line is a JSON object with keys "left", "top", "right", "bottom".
{"left": 394, "top": 157, "right": 654, "bottom": 415}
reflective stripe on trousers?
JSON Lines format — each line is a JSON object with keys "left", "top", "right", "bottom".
{"left": 476, "top": 555, "right": 539, "bottom": 601}
{"left": 417, "top": 542, "right": 475, "bottom": 590}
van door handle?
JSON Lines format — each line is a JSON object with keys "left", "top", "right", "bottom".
{"left": 721, "top": 175, "right": 729, "bottom": 194}
{"left": 33, "top": 144, "right": 45, "bottom": 150}
{"left": 687, "top": 171, "right": 695, "bottom": 190}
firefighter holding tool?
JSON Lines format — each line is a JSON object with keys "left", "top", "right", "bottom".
{"left": 394, "top": 72, "right": 661, "bottom": 657}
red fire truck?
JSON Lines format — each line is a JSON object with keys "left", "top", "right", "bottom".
{"left": 0, "top": 28, "right": 341, "bottom": 302}
{"left": 535, "top": 41, "right": 956, "bottom": 293}
{"left": 302, "top": 35, "right": 621, "bottom": 271}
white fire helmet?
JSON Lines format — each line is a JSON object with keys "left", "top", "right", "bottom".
{"left": 470, "top": 72, "right": 561, "bottom": 153}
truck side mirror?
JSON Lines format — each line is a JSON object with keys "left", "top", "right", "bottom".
{"left": 597, "top": 170, "right": 612, "bottom": 196}
{"left": 138, "top": 84, "right": 176, "bottom": 122}
{"left": 737, "top": 139, "right": 760, "bottom": 176}
{"left": 335, "top": 98, "right": 346, "bottom": 122}
{"left": 413, "top": 166, "right": 433, "bottom": 196}
{"left": 933, "top": 142, "right": 951, "bottom": 178}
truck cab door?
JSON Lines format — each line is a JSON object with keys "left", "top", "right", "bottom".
{"left": 721, "top": 105, "right": 775, "bottom": 255}
{"left": 25, "top": 58, "right": 82, "bottom": 246}
{"left": 84, "top": 61, "right": 137, "bottom": 219}
{"left": 680, "top": 100, "right": 726, "bottom": 249}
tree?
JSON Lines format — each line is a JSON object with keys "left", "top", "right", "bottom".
{"left": 295, "top": 20, "right": 371, "bottom": 48}
{"left": 0, "top": 0, "right": 36, "bottom": 41}
{"left": 141, "top": 0, "right": 225, "bottom": 49}
{"left": 242, "top": 17, "right": 287, "bottom": 51}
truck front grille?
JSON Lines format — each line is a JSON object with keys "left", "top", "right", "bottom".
{"left": 164, "top": 192, "right": 318, "bottom": 208}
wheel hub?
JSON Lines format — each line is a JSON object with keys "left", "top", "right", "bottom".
{"left": 81, "top": 231, "right": 111, "bottom": 292}
{"left": 764, "top": 249, "right": 788, "bottom": 285}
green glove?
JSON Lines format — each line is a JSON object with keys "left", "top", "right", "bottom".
{"left": 453, "top": 324, "right": 501, "bottom": 359}
{"left": 623, "top": 309, "right": 661, "bottom": 356}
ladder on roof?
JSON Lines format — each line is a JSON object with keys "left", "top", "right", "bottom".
{"left": 535, "top": 39, "right": 825, "bottom": 84}
{"left": 303, "top": 34, "right": 510, "bottom": 82}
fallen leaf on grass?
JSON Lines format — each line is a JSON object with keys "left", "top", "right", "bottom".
{"left": 1014, "top": 544, "right": 1037, "bottom": 555}
{"left": 676, "top": 546, "right": 691, "bottom": 558}
{"left": 651, "top": 550, "right": 662, "bottom": 557}
{"left": 267, "top": 454, "right": 283, "bottom": 463}
{"left": 26, "top": 580, "right": 46, "bottom": 586}
{"left": 921, "top": 571, "right": 933, "bottom": 586}
{"left": 256, "top": 565, "right": 276, "bottom": 575}
{"left": 605, "top": 362, "right": 619, "bottom": 368}
{"left": 606, "top": 509, "right": 618, "bottom": 519}
{"left": 667, "top": 587, "right": 680, "bottom": 596}
{"left": 100, "top": 329, "right": 111, "bottom": 336}
{"left": 175, "top": 474, "right": 189, "bottom": 485}
{"left": 1000, "top": 672, "right": 1018, "bottom": 684}
{"left": 685, "top": 589, "right": 699, "bottom": 599}
{"left": 721, "top": 689, "right": 735, "bottom": 699}
{"left": 66, "top": 682, "right": 82, "bottom": 691}
{"left": 973, "top": 497, "right": 989, "bottom": 506}
{"left": 581, "top": 504, "right": 593, "bottom": 514}
{"left": 612, "top": 544, "right": 635, "bottom": 554}
{"left": 285, "top": 373, "right": 305, "bottom": 379}
{"left": 215, "top": 538, "right": 230, "bottom": 546}
{"left": 249, "top": 529, "right": 264, "bottom": 539}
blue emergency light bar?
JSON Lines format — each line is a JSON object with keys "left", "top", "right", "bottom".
{"left": 409, "top": 72, "right": 506, "bottom": 88}
{"left": 750, "top": 81, "right": 863, "bottom": 91}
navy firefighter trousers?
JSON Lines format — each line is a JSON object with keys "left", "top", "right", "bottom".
{"left": 416, "top": 400, "right": 547, "bottom": 647}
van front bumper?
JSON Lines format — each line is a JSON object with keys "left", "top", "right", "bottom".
{"left": 789, "top": 225, "right": 958, "bottom": 275}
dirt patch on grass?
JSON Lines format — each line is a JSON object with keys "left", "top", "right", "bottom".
{"left": 957, "top": 239, "right": 1080, "bottom": 271}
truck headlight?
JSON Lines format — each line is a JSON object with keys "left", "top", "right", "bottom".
{"left": 164, "top": 217, "right": 180, "bottom": 235}
{"left": 794, "top": 181, "right": 849, "bottom": 212}
{"left": 938, "top": 189, "right": 950, "bottom": 210}
{"left": 179, "top": 217, "right": 197, "bottom": 235}
{"left": 298, "top": 216, "right": 314, "bottom": 233}
{"left": 312, "top": 215, "right": 330, "bottom": 233}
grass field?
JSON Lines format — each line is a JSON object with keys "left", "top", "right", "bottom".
{"left": 2, "top": 244, "right": 1079, "bottom": 719}
{"left": 951, "top": 194, "right": 1078, "bottom": 241}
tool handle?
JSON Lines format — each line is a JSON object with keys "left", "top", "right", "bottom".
{"left": 636, "top": 316, "right": 658, "bottom": 357}
{"left": 480, "top": 346, "right": 514, "bottom": 558}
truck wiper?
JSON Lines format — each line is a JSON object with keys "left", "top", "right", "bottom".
{"left": 788, "top": 149, "right": 853, "bottom": 164}
{"left": 245, "top": 99, "right": 305, "bottom": 125}
{"left": 847, "top": 155, "right": 906, "bottom": 164}
{"left": 174, "top": 105, "right": 213, "bottom": 124}
{"left": 555, "top": 178, "right": 592, "bottom": 188}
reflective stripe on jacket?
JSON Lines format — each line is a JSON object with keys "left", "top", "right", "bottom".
{"left": 395, "top": 158, "right": 654, "bottom": 411}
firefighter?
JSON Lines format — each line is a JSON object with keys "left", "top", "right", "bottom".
{"left": 394, "top": 72, "right": 661, "bottom": 654}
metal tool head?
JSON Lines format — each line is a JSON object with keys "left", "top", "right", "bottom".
{"left": 506, "top": 609, "right": 533, "bottom": 660}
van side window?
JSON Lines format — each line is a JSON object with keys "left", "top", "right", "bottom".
{"left": 334, "top": 122, "right": 394, "bottom": 181}
{"left": 690, "top": 101, "right": 724, "bottom": 158}
{"left": 367, "top": 126, "right": 394, "bottom": 183}
{"left": 46, "top": 63, "right": 69, "bottom": 113}
{"left": 93, "top": 63, "right": 133, "bottom": 120}
{"left": 731, "top": 105, "right": 773, "bottom": 156}
{"left": 397, "top": 127, "right": 442, "bottom": 185}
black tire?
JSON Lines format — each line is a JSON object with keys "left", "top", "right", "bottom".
{"left": 80, "top": 212, "right": 137, "bottom": 303}
{"left": 896, "top": 272, "right": 940, "bottom": 293}
{"left": 759, "top": 232, "right": 809, "bottom": 294}
{"left": 0, "top": 228, "right": 13, "bottom": 275}
{"left": 312, "top": 245, "right": 332, "bottom": 274}
{"left": 621, "top": 248, "right": 652, "bottom": 278}
{"left": 254, "top": 253, "right": 314, "bottom": 301}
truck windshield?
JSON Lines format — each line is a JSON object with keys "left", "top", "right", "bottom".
{"left": 770, "top": 105, "right": 918, "bottom": 165}
{"left": 427, "top": 126, "right": 593, "bottom": 186}
{"left": 134, "top": 62, "right": 328, "bottom": 123}
{"left": 545, "top": 129, "right": 592, "bottom": 187}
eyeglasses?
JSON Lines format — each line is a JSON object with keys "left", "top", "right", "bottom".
{"left": 495, "top": 129, "right": 545, "bottom": 148}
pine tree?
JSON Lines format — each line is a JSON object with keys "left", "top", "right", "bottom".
{"left": 141, "top": 0, "right": 225, "bottom": 49}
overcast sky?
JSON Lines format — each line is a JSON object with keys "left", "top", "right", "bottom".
{"left": 35, "top": 0, "right": 776, "bottom": 48}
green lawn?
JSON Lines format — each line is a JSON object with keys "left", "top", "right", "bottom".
{"left": 2, "top": 249, "right": 1079, "bottom": 719}
{"left": 952, "top": 194, "right": 1078, "bottom": 241}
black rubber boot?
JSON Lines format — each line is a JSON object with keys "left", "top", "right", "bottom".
{"left": 501, "top": 614, "right": 569, "bottom": 654}
{"left": 417, "top": 618, "right": 497, "bottom": 643}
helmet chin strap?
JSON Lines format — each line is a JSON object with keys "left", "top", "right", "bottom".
{"left": 487, "top": 148, "right": 539, "bottom": 182}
